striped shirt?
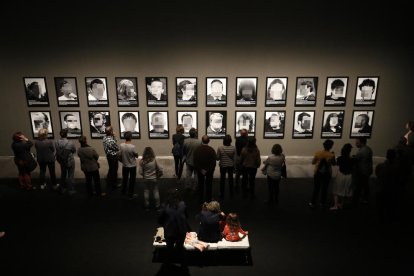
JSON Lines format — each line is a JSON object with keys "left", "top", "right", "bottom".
{"left": 216, "top": 145, "right": 236, "bottom": 168}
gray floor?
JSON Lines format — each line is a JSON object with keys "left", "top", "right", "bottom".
{"left": 0, "top": 177, "right": 412, "bottom": 276}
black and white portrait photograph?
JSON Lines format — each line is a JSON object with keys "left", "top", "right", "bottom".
{"left": 206, "top": 111, "right": 227, "bottom": 138}
{"left": 23, "top": 77, "right": 49, "bottom": 107}
{"left": 146, "top": 77, "right": 168, "bottom": 107}
{"left": 236, "top": 77, "right": 257, "bottom": 107}
{"left": 177, "top": 111, "right": 197, "bottom": 137}
{"left": 265, "top": 77, "right": 288, "bottom": 107}
{"left": 89, "top": 111, "right": 111, "bottom": 139}
{"left": 116, "top": 77, "right": 138, "bottom": 107}
{"left": 324, "top": 77, "right": 348, "bottom": 106}
{"left": 59, "top": 111, "right": 82, "bottom": 138}
{"left": 321, "top": 110, "right": 345, "bottom": 138}
{"left": 264, "top": 111, "right": 286, "bottom": 139}
{"left": 295, "top": 77, "right": 318, "bottom": 106}
{"left": 55, "top": 77, "right": 79, "bottom": 107}
{"left": 292, "top": 110, "right": 315, "bottom": 138}
{"left": 206, "top": 77, "right": 227, "bottom": 107}
{"left": 350, "top": 110, "right": 374, "bottom": 138}
{"left": 85, "top": 77, "right": 109, "bottom": 107}
{"left": 354, "top": 77, "right": 379, "bottom": 106}
{"left": 29, "top": 111, "right": 53, "bottom": 138}
{"left": 148, "top": 111, "right": 169, "bottom": 139}
{"left": 235, "top": 111, "right": 256, "bottom": 137}
{"left": 119, "top": 111, "right": 140, "bottom": 139}
{"left": 176, "top": 77, "right": 197, "bottom": 107}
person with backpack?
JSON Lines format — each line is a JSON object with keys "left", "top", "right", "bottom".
{"left": 309, "top": 139, "right": 336, "bottom": 209}
{"left": 55, "top": 129, "right": 76, "bottom": 195}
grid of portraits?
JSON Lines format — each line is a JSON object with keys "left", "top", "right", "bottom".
{"left": 24, "top": 76, "right": 378, "bottom": 140}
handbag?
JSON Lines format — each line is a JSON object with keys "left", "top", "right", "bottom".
{"left": 155, "top": 160, "right": 163, "bottom": 178}
{"left": 27, "top": 153, "right": 38, "bottom": 172}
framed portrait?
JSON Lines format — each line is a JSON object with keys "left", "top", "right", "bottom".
{"left": 235, "top": 111, "right": 256, "bottom": 137}
{"left": 292, "top": 110, "right": 315, "bottom": 139}
{"left": 146, "top": 77, "right": 168, "bottom": 107}
{"left": 206, "top": 111, "right": 227, "bottom": 138}
{"left": 321, "top": 110, "right": 345, "bottom": 139}
{"left": 116, "top": 77, "right": 138, "bottom": 107}
{"left": 29, "top": 111, "right": 53, "bottom": 138}
{"left": 354, "top": 77, "right": 379, "bottom": 106}
{"left": 265, "top": 77, "right": 288, "bottom": 107}
{"left": 88, "top": 111, "right": 111, "bottom": 139}
{"left": 350, "top": 110, "right": 374, "bottom": 138}
{"left": 206, "top": 77, "right": 227, "bottom": 107}
{"left": 236, "top": 77, "right": 257, "bottom": 107}
{"left": 55, "top": 77, "right": 79, "bottom": 107}
{"left": 148, "top": 111, "right": 169, "bottom": 139}
{"left": 324, "top": 77, "right": 348, "bottom": 106}
{"left": 176, "top": 77, "right": 197, "bottom": 107}
{"left": 177, "top": 111, "right": 198, "bottom": 137}
{"left": 295, "top": 77, "right": 318, "bottom": 106}
{"left": 23, "top": 77, "right": 50, "bottom": 107}
{"left": 119, "top": 111, "right": 140, "bottom": 139}
{"left": 85, "top": 77, "right": 109, "bottom": 107}
{"left": 263, "top": 111, "right": 286, "bottom": 139}
{"left": 59, "top": 111, "right": 82, "bottom": 138}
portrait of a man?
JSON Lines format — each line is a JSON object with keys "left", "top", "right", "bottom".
{"left": 146, "top": 77, "right": 168, "bottom": 107}
{"left": 55, "top": 77, "right": 79, "bottom": 107}
{"left": 59, "top": 111, "right": 82, "bottom": 138}
{"left": 206, "top": 111, "right": 226, "bottom": 138}
{"left": 350, "top": 111, "right": 374, "bottom": 138}
{"left": 295, "top": 77, "right": 318, "bottom": 106}
{"left": 85, "top": 77, "right": 109, "bottom": 107}
{"left": 177, "top": 111, "right": 197, "bottom": 137}
{"left": 148, "top": 111, "right": 169, "bottom": 138}
{"left": 264, "top": 111, "right": 285, "bottom": 138}
{"left": 354, "top": 77, "right": 379, "bottom": 106}
{"left": 24, "top": 77, "right": 50, "bottom": 107}
{"left": 119, "top": 111, "right": 140, "bottom": 139}
{"left": 116, "top": 77, "right": 138, "bottom": 107}
{"left": 177, "top": 78, "right": 197, "bottom": 106}
{"left": 324, "top": 77, "right": 348, "bottom": 106}
{"left": 293, "top": 111, "right": 314, "bottom": 138}
{"left": 29, "top": 111, "right": 53, "bottom": 138}
{"left": 89, "top": 111, "right": 110, "bottom": 139}
{"left": 206, "top": 77, "right": 227, "bottom": 106}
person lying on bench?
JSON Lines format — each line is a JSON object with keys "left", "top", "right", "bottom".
{"left": 222, "top": 212, "right": 248, "bottom": 242}
{"left": 184, "top": 232, "right": 209, "bottom": 252}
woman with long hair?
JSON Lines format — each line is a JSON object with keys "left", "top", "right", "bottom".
{"left": 139, "top": 147, "right": 162, "bottom": 210}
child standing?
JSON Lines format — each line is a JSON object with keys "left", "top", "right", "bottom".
{"left": 139, "top": 147, "right": 162, "bottom": 211}
{"left": 222, "top": 213, "right": 248, "bottom": 241}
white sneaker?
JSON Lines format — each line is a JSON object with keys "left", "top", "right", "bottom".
{"left": 52, "top": 184, "right": 60, "bottom": 191}
{"left": 40, "top": 183, "right": 46, "bottom": 190}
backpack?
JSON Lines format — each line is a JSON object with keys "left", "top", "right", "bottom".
{"left": 171, "top": 142, "right": 183, "bottom": 157}
{"left": 317, "top": 158, "right": 330, "bottom": 176}
{"left": 56, "top": 142, "right": 72, "bottom": 167}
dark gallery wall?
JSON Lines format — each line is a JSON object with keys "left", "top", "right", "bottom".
{"left": 0, "top": 1, "right": 412, "bottom": 157}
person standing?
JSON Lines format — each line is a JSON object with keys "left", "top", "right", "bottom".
{"left": 172, "top": 125, "right": 185, "bottom": 180}
{"left": 309, "top": 139, "right": 336, "bottom": 209}
{"left": 55, "top": 129, "right": 76, "bottom": 195}
{"left": 193, "top": 135, "right": 217, "bottom": 202}
{"left": 240, "top": 137, "right": 261, "bottom": 199}
{"left": 262, "top": 144, "right": 285, "bottom": 205}
{"left": 119, "top": 131, "right": 138, "bottom": 200}
{"left": 352, "top": 137, "right": 373, "bottom": 206}
{"left": 235, "top": 129, "right": 248, "bottom": 193}
{"left": 182, "top": 128, "right": 200, "bottom": 191}
{"left": 77, "top": 136, "right": 105, "bottom": 197}
{"left": 103, "top": 126, "right": 120, "bottom": 191}
{"left": 216, "top": 134, "right": 236, "bottom": 198}
{"left": 139, "top": 147, "right": 161, "bottom": 211}
{"left": 11, "top": 132, "right": 34, "bottom": 190}
{"left": 35, "top": 128, "right": 58, "bottom": 190}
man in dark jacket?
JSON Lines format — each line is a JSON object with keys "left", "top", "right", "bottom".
{"left": 194, "top": 135, "right": 217, "bottom": 202}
